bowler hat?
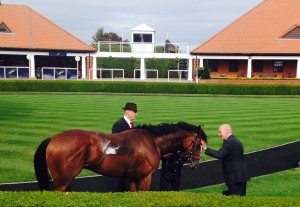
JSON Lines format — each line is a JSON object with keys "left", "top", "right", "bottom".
{"left": 122, "top": 102, "right": 137, "bottom": 112}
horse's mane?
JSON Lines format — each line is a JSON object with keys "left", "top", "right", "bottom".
{"left": 135, "top": 122, "right": 207, "bottom": 142}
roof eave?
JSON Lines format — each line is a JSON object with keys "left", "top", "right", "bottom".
{"left": 190, "top": 52, "right": 300, "bottom": 56}
{"left": 0, "top": 47, "right": 96, "bottom": 53}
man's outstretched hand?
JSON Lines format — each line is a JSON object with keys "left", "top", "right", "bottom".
{"left": 200, "top": 139, "right": 207, "bottom": 150}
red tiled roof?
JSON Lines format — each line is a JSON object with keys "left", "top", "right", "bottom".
{"left": 0, "top": 4, "right": 95, "bottom": 52}
{"left": 192, "top": 0, "right": 300, "bottom": 55}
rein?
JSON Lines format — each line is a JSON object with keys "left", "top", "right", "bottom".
{"left": 185, "top": 133, "right": 202, "bottom": 160}
{"left": 172, "top": 133, "right": 202, "bottom": 171}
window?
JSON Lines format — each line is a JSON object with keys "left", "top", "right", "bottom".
{"left": 133, "top": 34, "right": 152, "bottom": 43}
{"left": 0, "top": 22, "right": 12, "bottom": 33}
{"left": 207, "top": 60, "right": 218, "bottom": 72}
{"left": 273, "top": 61, "right": 283, "bottom": 72}
{"left": 229, "top": 60, "right": 239, "bottom": 72}
{"left": 253, "top": 61, "right": 263, "bottom": 72}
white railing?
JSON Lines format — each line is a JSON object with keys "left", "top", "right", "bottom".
{"left": 0, "top": 66, "right": 30, "bottom": 79}
{"left": 97, "top": 41, "right": 131, "bottom": 53}
{"left": 88, "top": 68, "right": 124, "bottom": 81}
{"left": 134, "top": 69, "right": 158, "bottom": 81}
{"left": 41, "top": 67, "right": 78, "bottom": 80}
{"left": 97, "top": 41, "right": 189, "bottom": 54}
{"left": 168, "top": 70, "right": 189, "bottom": 82}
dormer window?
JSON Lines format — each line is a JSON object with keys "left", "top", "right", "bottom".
{"left": 280, "top": 25, "right": 300, "bottom": 40}
{"left": 0, "top": 22, "right": 12, "bottom": 33}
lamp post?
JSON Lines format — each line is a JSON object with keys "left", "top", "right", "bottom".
{"left": 75, "top": 56, "right": 80, "bottom": 79}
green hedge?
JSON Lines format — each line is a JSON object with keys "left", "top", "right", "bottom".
{"left": 0, "top": 191, "right": 299, "bottom": 207}
{"left": 1, "top": 80, "right": 300, "bottom": 95}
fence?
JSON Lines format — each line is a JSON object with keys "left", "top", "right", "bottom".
{"left": 41, "top": 67, "right": 78, "bottom": 80}
{"left": 168, "top": 69, "right": 189, "bottom": 82}
{"left": 88, "top": 68, "right": 124, "bottom": 81}
{"left": 134, "top": 69, "right": 158, "bottom": 81}
{"left": 97, "top": 41, "right": 190, "bottom": 54}
{"left": 0, "top": 66, "right": 30, "bottom": 79}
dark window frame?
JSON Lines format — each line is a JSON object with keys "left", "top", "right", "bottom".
{"left": 207, "top": 60, "right": 218, "bottom": 72}
{"left": 229, "top": 60, "right": 239, "bottom": 72}
{"left": 273, "top": 60, "right": 284, "bottom": 72}
{"left": 133, "top": 33, "right": 152, "bottom": 43}
{"left": 253, "top": 60, "right": 263, "bottom": 72}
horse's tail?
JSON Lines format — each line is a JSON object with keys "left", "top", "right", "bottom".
{"left": 34, "top": 138, "right": 52, "bottom": 191}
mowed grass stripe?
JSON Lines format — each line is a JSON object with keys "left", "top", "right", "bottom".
{"left": 0, "top": 94, "right": 299, "bottom": 183}
{"left": 188, "top": 168, "right": 300, "bottom": 197}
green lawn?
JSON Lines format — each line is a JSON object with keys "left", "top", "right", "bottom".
{"left": 0, "top": 94, "right": 299, "bottom": 183}
{"left": 188, "top": 168, "right": 300, "bottom": 198}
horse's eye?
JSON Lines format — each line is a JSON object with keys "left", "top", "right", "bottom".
{"left": 196, "top": 145, "right": 201, "bottom": 150}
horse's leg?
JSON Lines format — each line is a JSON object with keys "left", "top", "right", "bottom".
{"left": 50, "top": 169, "right": 75, "bottom": 192}
{"left": 48, "top": 158, "right": 83, "bottom": 192}
{"left": 129, "top": 179, "right": 137, "bottom": 192}
{"left": 138, "top": 173, "right": 152, "bottom": 191}
{"left": 128, "top": 174, "right": 152, "bottom": 191}
{"left": 53, "top": 179, "right": 71, "bottom": 192}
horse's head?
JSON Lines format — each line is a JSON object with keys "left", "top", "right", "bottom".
{"left": 136, "top": 122, "right": 207, "bottom": 169}
{"left": 181, "top": 124, "right": 207, "bottom": 169}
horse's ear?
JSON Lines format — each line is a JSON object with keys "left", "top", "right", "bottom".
{"left": 202, "top": 130, "right": 208, "bottom": 143}
{"left": 198, "top": 124, "right": 207, "bottom": 143}
{"left": 199, "top": 125, "right": 205, "bottom": 131}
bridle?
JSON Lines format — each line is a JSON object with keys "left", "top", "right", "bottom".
{"left": 186, "top": 133, "right": 203, "bottom": 168}
{"left": 172, "top": 133, "right": 203, "bottom": 171}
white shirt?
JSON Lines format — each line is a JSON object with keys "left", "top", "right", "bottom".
{"left": 123, "top": 116, "right": 132, "bottom": 128}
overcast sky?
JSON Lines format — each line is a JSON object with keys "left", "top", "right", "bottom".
{"left": 5, "top": 0, "right": 262, "bottom": 50}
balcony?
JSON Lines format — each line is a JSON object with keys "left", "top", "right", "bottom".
{"left": 96, "top": 41, "right": 190, "bottom": 54}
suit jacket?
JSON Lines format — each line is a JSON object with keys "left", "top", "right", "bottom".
{"left": 112, "top": 117, "right": 130, "bottom": 134}
{"left": 161, "top": 145, "right": 184, "bottom": 178}
{"left": 205, "top": 135, "right": 250, "bottom": 185}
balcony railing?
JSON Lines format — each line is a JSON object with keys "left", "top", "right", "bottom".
{"left": 96, "top": 41, "right": 190, "bottom": 54}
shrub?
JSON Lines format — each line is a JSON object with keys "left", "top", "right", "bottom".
{"left": 201, "top": 61, "right": 211, "bottom": 79}
{"left": 0, "top": 191, "right": 299, "bottom": 207}
{"left": 1, "top": 80, "right": 300, "bottom": 95}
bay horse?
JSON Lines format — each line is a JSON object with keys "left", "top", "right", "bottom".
{"left": 34, "top": 122, "right": 207, "bottom": 192}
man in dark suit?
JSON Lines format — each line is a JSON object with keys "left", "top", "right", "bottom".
{"left": 112, "top": 102, "right": 137, "bottom": 133}
{"left": 200, "top": 124, "right": 250, "bottom": 196}
{"left": 159, "top": 145, "right": 183, "bottom": 191}
{"left": 111, "top": 102, "right": 138, "bottom": 191}
{"left": 159, "top": 124, "right": 205, "bottom": 191}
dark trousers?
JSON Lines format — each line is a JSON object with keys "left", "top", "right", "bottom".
{"left": 223, "top": 182, "right": 247, "bottom": 196}
{"left": 159, "top": 173, "right": 181, "bottom": 191}
{"left": 117, "top": 178, "right": 130, "bottom": 192}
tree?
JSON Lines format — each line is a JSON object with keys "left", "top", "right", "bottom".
{"left": 92, "top": 27, "right": 105, "bottom": 43}
{"left": 92, "top": 27, "right": 125, "bottom": 43}
{"left": 202, "top": 60, "right": 211, "bottom": 79}
{"left": 197, "top": 66, "right": 204, "bottom": 78}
